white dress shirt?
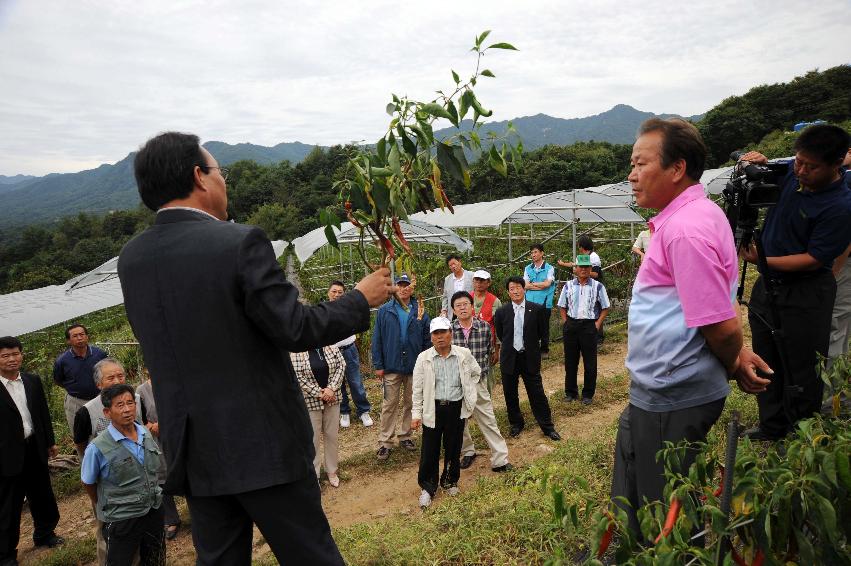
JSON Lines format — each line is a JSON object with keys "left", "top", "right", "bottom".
{"left": 1, "top": 373, "right": 34, "bottom": 438}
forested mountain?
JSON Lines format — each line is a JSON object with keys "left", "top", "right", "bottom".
{"left": 434, "top": 104, "right": 703, "bottom": 148}
{"left": 2, "top": 65, "right": 850, "bottom": 294}
{"left": 0, "top": 141, "right": 323, "bottom": 228}
{"left": 0, "top": 174, "right": 37, "bottom": 185}
{"left": 0, "top": 106, "right": 700, "bottom": 228}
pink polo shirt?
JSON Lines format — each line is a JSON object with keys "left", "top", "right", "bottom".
{"left": 626, "top": 184, "right": 737, "bottom": 412}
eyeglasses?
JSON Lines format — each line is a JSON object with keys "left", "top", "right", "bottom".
{"left": 202, "top": 165, "right": 230, "bottom": 181}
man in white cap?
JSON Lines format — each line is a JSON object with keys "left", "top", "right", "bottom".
{"left": 411, "top": 317, "right": 479, "bottom": 509}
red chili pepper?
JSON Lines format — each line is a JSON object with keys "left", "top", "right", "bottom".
{"left": 597, "top": 516, "right": 615, "bottom": 558}
{"left": 392, "top": 217, "right": 412, "bottom": 255}
{"left": 346, "top": 210, "right": 363, "bottom": 229}
{"left": 729, "top": 548, "right": 748, "bottom": 566}
{"left": 439, "top": 188, "right": 455, "bottom": 213}
{"left": 655, "top": 498, "right": 681, "bottom": 544}
{"left": 752, "top": 550, "right": 764, "bottom": 566}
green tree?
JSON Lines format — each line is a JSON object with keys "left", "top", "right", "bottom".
{"left": 246, "top": 203, "right": 304, "bottom": 241}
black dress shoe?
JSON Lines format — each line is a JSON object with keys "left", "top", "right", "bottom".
{"left": 492, "top": 463, "right": 514, "bottom": 473}
{"left": 460, "top": 454, "right": 477, "bottom": 469}
{"left": 545, "top": 430, "right": 561, "bottom": 441}
{"left": 509, "top": 425, "right": 523, "bottom": 438}
{"left": 34, "top": 534, "right": 64, "bottom": 548}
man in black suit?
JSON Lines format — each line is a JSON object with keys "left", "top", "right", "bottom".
{"left": 1, "top": 336, "right": 64, "bottom": 566}
{"left": 117, "top": 132, "right": 393, "bottom": 566}
{"left": 493, "top": 277, "right": 561, "bottom": 441}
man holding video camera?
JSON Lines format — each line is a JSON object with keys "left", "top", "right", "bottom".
{"left": 740, "top": 124, "right": 851, "bottom": 440}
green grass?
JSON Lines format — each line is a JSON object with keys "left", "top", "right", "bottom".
{"left": 331, "top": 383, "right": 761, "bottom": 565}
{"left": 33, "top": 535, "right": 97, "bottom": 566}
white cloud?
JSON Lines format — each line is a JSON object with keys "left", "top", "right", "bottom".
{"left": 0, "top": 0, "right": 847, "bottom": 175}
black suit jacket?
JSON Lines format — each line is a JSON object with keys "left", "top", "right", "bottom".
{"left": 493, "top": 301, "right": 546, "bottom": 376}
{"left": 117, "top": 209, "right": 371, "bottom": 496}
{"left": 0, "top": 372, "right": 55, "bottom": 477}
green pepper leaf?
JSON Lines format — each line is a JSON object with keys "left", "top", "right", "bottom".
{"left": 486, "top": 42, "right": 518, "bottom": 50}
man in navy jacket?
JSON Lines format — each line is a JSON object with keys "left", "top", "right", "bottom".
{"left": 372, "top": 274, "right": 431, "bottom": 461}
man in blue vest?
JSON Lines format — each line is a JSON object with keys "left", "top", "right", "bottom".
{"left": 81, "top": 384, "right": 164, "bottom": 565}
{"left": 523, "top": 243, "right": 556, "bottom": 357}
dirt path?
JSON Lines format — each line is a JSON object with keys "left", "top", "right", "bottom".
{"left": 17, "top": 342, "right": 629, "bottom": 565}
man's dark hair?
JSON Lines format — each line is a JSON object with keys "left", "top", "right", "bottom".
{"left": 505, "top": 275, "right": 526, "bottom": 290}
{"left": 101, "top": 383, "right": 136, "bottom": 409}
{"left": 578, "top": 235, "right": 594, "bottom": 252}
{"left": 445, "top": 254, "right": 462, "bottom": 265}
{"left": 795, "top": 124, "right": 851, "bottom": 165}
{"left": 530, "top": 243, "right": 544, "bottom": 253}
{"left": 134, "top": 132, "right": 209, "bottom": 211}
{"left": 65, "top": 324, "right": 88, "bottom": 340}
{"left": 0, "top": 336, "right": 23, "bottom": 351}
{"left": 451, "top": 291, "right": 474, "bottom": 309}
{"left": 329, "top": 280, "right": 346, "bottom": 291}
{"left": 637, "top": 118, "right": 707, "bottom": 182}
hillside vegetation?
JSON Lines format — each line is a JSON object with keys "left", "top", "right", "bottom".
{"left": 1, "top": 66, "right": 850, "bottom": 295}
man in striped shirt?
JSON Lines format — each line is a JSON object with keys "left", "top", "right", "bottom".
{"left": 557, "top": 254, "right": 610, "bottom": 404}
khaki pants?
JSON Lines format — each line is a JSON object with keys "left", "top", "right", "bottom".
{"left": 461, "top": 379, "right": 510, "bottom": 468}
{"left": 308, "top": 404, "right": 340, "bottom": 477}
{"left": 378, "top": 372, "right": 413, "bottom": 449}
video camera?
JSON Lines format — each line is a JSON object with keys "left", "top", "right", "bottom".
{"left": 722, "top": 151, "right": 787, "bottom": 251}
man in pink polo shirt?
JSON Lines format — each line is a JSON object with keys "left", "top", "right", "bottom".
{"left": 611, "top": 118, "right": 772, "bottom": 537}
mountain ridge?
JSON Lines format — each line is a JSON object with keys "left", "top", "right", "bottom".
{"left": 0, "top": 105, "right": 701, "bottom": 227}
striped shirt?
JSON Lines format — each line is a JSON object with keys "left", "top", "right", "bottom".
{"left": 432, "top": 350, "right": 463, "bottom": 401}
{"left": 557, "top": 278, "right": 610, "bottom": 320}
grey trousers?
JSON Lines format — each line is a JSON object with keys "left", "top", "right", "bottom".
{"left": 611, "top": 399, "right": 725, "bottom": 537}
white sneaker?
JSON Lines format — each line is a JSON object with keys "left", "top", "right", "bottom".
{"left": 446, "top": 486, "right": 460, "bottom": 497}
{"left": 340, "top": 414, "right": 351, "bottom": 428}
{"left": 418, "top": 489, "right": 432, "bottom": 509}
{"left": 360, "top": 413, "right": 374, "bottom": 427}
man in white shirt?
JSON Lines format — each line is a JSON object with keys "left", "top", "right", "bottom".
{"left": 1, "top": 336, "right": 64, "bottom": 565}
{"left": 557, "top": 255, "right": 610, "bottom": 404}
{"left": 440, "top": 255, "right": 473, "bottom": 317}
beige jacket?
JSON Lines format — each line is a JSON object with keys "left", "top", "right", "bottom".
{"left": 412, "top": 344, "right": 480, "bottom": 429}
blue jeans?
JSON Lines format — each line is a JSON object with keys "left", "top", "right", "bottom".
{"left": 339, "top": 344, "right": 371, "bottom": 416}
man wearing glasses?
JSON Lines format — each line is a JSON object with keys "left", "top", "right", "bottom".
{"left": 118, "top": 132, "right": 393, "bottom": 565}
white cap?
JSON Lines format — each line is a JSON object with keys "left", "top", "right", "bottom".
{"left": 472, "top": 269, "right": 491, "bottom": 280}
{"left": 429, "top": 317, "right": 452, "bottom": 333}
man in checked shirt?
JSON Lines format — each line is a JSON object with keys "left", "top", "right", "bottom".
{"left": 558, "top": 254, "right": 610, "bottom": 405}
{"left": 450, "top": 291, "right": 512, "bottom": 473}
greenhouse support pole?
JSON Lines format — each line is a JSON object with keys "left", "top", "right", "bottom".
{"left": 571, "top": 191, "right": 577, "bottom": 260}
{"left": 507, "top": 221, "right": 512, "bottom": 261}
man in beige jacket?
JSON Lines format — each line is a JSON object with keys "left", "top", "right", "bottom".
{"left": 411, "top": 317, "right": 480, "bottom": 509}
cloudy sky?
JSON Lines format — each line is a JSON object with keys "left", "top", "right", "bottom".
{"left": 0, "top": 0, "right": 847, "bottom": 176}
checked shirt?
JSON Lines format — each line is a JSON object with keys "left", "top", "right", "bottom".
{"left": 451, "top": 318, "right": 493, "bottom": 380}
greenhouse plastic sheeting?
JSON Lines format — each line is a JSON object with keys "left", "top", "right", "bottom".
{"left": 0, "top": 240, "right": 288, "bottom": 336}
{"left": 291, "top": 219, "right": 471, "bottom": 264}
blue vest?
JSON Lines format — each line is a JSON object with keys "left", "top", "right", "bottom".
{"left": 524, "top": 262, "right": 555, "bottom": 308}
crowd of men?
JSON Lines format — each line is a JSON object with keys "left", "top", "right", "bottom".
{"left": 1, "top": 119, "right": 850, "bottom": 564}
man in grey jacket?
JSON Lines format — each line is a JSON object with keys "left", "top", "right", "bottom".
{"left": 440, "top": 254, "right": 473, "bottom": 318}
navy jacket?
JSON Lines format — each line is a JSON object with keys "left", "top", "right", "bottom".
{"left": 371, "top": 298, "right": 431, "bottom": 375}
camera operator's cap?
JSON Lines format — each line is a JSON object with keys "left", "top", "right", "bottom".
{"left": 395, "top": 273, "right": 411, "bottom": 285}
{"left": 575, "top": 254, "right": 592, "bottom": 267}
{"left": 472, "top": 269, "right": 491, "bottom": 280}
{"left": 430, "top": 317, "right": 452, "bottom": 333}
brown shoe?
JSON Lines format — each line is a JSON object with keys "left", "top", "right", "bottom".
{"left": 376, "top": 446, "right": 391, "bottom": 460}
